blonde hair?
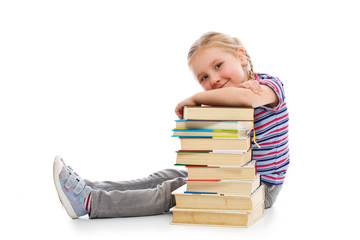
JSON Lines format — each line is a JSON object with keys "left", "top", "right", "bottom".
{"left": 188, "top": 32, "right": 255, "bottom": 80}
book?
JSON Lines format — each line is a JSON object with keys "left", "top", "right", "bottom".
{"left": 186, "top": 160, "right": 256, "bottom": 180}
{"left": 171, "top": 106, "right": 264, "bottom": 227}
{"left": 175, "top": 150, "right": 252, "bottom": 166}
{"left": 179, "top": 136, "right": 251, "bottom": 151}
{"left": 186, "top": 175, "right": 260, "bottom": 194}
{"left": 175, "top": 120, "right": 253, "bottom": 130}
{"left": 170, "top": 202, "right": 264, "bottom": 227}
{"left": 172, "top": 128, "right": 251, "bottom": 138}
{"left": 183, "top": 106, "right": 254, "bottom": 121}
{"left": 172, "top": 184, "right": 264, "bottom": 210}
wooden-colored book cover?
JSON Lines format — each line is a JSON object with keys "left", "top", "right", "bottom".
{"left": 183, "top": 106, "right": 254, "bottom": 121}
{"left": 170, "top": 202, "right": 264, "bottom": 227}
{"left": 172, "top": 184, "right": 264, "bottom": 210}
{"left": 179, "top": 136, "right": 251, "bottom": 151}
{"left": 186, "top": 174, "right": 260, "bottom": 194}
{"left": 176, "top": 150, "right": 252, "bottom": 166}
{"left": 175, "top": 120, "right": 253, "bottom": 130}
{"left": 186, "top": 160, "right": 256, "bottom": 180}
{"left": 172, "top": 128, "right": 251, "bottom": 138}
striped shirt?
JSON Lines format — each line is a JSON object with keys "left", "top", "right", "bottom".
{"left": 251, "top": 73, "right": 290, "bottom": 185}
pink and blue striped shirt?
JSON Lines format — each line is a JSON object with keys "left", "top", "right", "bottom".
{"left": 252, "top": 73, "right": 290, "bottom": 185}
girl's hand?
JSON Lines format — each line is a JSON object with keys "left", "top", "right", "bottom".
{"left": 237, "top": 80, "right": 262, "bottom": 95}
{"left": 175, "top": 96, "right": 199, "bottom": 119}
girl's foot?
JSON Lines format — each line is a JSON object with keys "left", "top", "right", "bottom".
{"left": 53, "top": 155, "right": 92, "bottom": 218}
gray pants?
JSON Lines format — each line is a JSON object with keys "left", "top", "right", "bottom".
{"left": 85, "top": 169, "right": 282, "bottom": 218}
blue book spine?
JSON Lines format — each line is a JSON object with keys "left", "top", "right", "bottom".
{"left": 184, "top": 191, "right": 218, "bottom": 195}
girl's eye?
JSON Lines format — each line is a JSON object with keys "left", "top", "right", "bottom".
{"left": 201, "top": 75, "right": 208, "bottom": 82}
{"left": 215, "top": 63, "right": 222, "bottom": 69}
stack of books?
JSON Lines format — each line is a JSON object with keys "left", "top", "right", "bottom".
{"left": 170, "top": 106, "right": 264, "bottom": 227}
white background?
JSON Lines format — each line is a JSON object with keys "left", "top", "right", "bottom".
{"left": 1, "top": 0, "right": 359, "bottom": 239}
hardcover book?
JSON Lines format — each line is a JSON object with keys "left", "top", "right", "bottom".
{"left": 186, "top": 174, "right": 260, "bottom": 194}
{"left": 172, "top": 184, "right": 264, "bottom": 210}
{"left": 183, "top": 106, "right": 254, "bottom": 121}
{"left": 175, "top": 120, "right": 253, "bottom": 131}
{"left": 172, "top": 128, "right": 251, "bottom": 138}
{"left": 171, "top": 202, "right": 264, "bottom": 227}
{"left": 175, "top": 150, "right": 252, "bottom": 166}
{"left": 186, "top": 160, "right": 257, "bottom": 180}
{"left": 179, "top": 136, "right": 251, "bottom": 151}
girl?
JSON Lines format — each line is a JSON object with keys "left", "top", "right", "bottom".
{"left": 175, "top": 31, "right": 289, "bottom": 208}
{"left": 53, "top": 32, "right": 289, "bottom": 219}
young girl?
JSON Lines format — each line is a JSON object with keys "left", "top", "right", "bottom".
{"left": 53, "top": 32, "right": 289, "bottom": 219}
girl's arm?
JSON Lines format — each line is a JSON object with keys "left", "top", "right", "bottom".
{"left": 175, "top": 85, "right": 278, "bottom": 119}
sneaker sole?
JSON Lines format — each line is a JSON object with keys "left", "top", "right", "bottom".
{"left": 53, "top": 155, "right": 78, "bottom": 219}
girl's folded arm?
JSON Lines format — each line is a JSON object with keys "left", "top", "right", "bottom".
{"left": 192, "top": 85, "right": 278, "bottom": 108}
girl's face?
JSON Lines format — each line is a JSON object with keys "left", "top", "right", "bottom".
{"left": 189, "top": 47, "right": 248, "bottom": 91}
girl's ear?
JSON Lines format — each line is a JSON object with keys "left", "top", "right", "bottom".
{"left": 237, "top": 48, "right": 246, "bottom": 55}
{"left": 236, "top": 48, "right": 247, "bottom": 65}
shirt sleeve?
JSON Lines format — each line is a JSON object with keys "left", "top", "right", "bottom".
{"left": 257, "top": 74, "right": 286, "bottom": 112}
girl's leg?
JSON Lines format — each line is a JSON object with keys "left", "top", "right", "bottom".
{"left": 89, "top": 174, "right": 187, "bottom": 218}
{"left": 262, "top": 182, "right": 283, "bottom": 209}
{"left": 84, "top": 168, "right": 188, "bottom": 191}
{"left": 54, "top": 156, "right": 188, "bottom": 219}
{"left": 85, "top": 169, "right": 188, "bottom": 218}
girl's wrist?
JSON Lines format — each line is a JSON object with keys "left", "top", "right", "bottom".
{"left": 192, "top": 92, "right": 201, "bottom": 105}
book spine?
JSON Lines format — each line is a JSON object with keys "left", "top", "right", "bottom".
{"left": 176, "top": 150, "right": 250, "bottom": 153}
{"left": 177, "top": 136, "right": 248, "bottom": 139}
{"left": 186, "top": 179, "right": 220, "bottom": 182}
{"left": 184, "top": 191, "right": 218, "bottom": 195}
{"left": 172, "top": 135, "right": 213, "bottom": 138}
{"left": 175, "top": 164, "right": 208, "bottom": 167}
{"left": 176, "top": 150, "right": 212, "bottom": 153}
{"left": 175, "top": 120, "right": 241, "bottom": 123}
{"left": 173, "top": 128, "right": 239, "bottom": 132}
{"left": 185, "top": 165, "right": 251, "bottom": 168}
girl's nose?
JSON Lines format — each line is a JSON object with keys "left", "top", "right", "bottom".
{"left": 210, "top": 73, "right": 221, "bottom": 88}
